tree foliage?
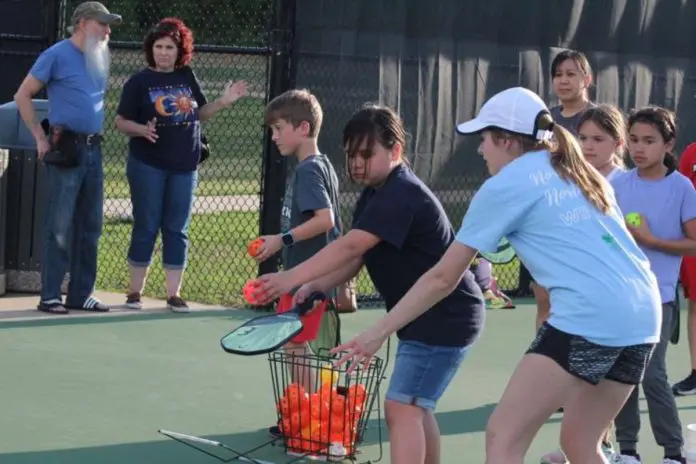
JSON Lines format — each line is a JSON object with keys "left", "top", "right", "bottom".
{"left": 64, "top": 0, "right": 273, "bottom": 46}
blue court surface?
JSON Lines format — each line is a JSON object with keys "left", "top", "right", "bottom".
{"left": 0, "top": 300, "right": 695, "bottom": 463}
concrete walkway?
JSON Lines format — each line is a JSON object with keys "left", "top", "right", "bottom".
{"left": 0, "top": 291, "right": 227, "bottom": 322}
{"left": 104, "top": 195, "right": 260, "bottom": 219}
{"left": 103, "top": 190, "right": 470, "bottom": 219}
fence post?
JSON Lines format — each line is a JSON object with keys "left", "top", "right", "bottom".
{"left": 258, "top": 0, "right": 296, "bottom": 277}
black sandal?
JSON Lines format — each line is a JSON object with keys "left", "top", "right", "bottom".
{"left": 65, "top": 296, "right": 110, "bottom": 312}
{"left": 37, "top": 302, "right": 69, "bottom": 315}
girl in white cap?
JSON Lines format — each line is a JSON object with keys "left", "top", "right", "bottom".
{"left": 329, "top": 87, "right": 661, "bottom": 464}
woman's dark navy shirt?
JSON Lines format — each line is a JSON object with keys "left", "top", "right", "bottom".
{"left": 352, "top": 164, "right": 485, "bottom": 347}
{"left": 116, "top": 67, "right": 207, "bottom": 172}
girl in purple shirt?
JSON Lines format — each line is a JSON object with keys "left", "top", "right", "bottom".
{"left": 610, "top": 106, "right": 696, "bottom": 464}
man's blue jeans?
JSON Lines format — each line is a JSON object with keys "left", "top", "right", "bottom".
{"left": 40, "top": 142, "right": 103, "bottom": 305}
{"left": 126, "top": 155, "right": 197, "bottom": 270}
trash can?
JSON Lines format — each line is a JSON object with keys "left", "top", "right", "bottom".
{"left": 0, "top": 99, "right": 50, "bottom": 294}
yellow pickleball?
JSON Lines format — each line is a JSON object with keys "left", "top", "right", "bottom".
{"left": 319, "top": 363, "right": 339, "bottom": 386}
{"left": 625, "top": 212, "right": 642, "bottom": 228}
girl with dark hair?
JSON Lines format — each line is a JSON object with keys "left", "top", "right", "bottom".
{"left": 320, "top": 87, "right": 661, "bottom": 464}
{"left": 115, "top": 17, "right": 247, "bottom": 312}
{"left": 253, "top": 104, "right": 485, "bottom": 462}
{"left": 549, "top": 49, "right": 594, "bottom": 135}
{"left": 610, "top": 106, "right": 696, "bottom": 464}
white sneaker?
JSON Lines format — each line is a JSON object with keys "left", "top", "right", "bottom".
{"left": 601, "top": 442, "right": 622, "bottom": 464}
{"left": 617, "top": 455, "right": 641, "bottom": 464}
{"left": 540, "top": 445, "right": 624, "bottom": 464}
{"left": 661, "top": 459, "right": 684, "bottom": 464}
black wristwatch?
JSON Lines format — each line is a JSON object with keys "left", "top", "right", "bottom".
{"left": 281, "top": 232, "right": 295, "bottom": 247}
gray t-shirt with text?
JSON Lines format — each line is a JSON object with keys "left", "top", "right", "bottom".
{"left": 280, "top": 154, "right": 341, "bottom": 271}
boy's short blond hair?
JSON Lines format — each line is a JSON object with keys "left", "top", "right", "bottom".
{"left": 263, "top": 89, "right": 323, "bottom": 138}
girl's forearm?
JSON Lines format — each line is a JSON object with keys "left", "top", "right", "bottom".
{"left": 646, "top": 237, "right": 696, "bottom": 256}
{"left": 311, "top": 257, "right": 363, "bottom": 294}
{"left": 287, "top": 239, "right": 364, "bottom": 289}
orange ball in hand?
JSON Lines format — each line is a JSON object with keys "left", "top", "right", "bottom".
{"left": 247, "top": 238, "right": 264, "bottom": 257}
{"left": 243, "top": 279, "right": 263, "bottom": 305}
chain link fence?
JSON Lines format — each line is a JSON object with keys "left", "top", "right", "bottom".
{"left": 56, "top": 0, "right": 529, "bottom": 308}
{"left": 60, "top": 0, "right": 274, "bottom": 306}
{"left": 38, "top": 0, "right": 696, "bottom": 308}
{"left": 293, "top": 51, "right": 525, "bottom": 301}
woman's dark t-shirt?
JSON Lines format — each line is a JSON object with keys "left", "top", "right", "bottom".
{"left": 352, "top": 164, "right": 485, "bottom": 347}
{"left": 117, "top": 67, "right": 207, "bottom": 172}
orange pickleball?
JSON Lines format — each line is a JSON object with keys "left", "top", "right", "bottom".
{"left": 243, "top": 279, "right": 263, "bottom": 305}
{"left": 247, "top": 237, "right": 264, "bottom": 257}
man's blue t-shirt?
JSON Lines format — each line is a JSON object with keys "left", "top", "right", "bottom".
{"left": 352, "top": 164, "right": 485, "bottom": 348}
{"left": 116, "top": 67, "right": 207, "bottom": 172}
{"left": 456, "top": 151, "right": 661, "bottom": 347}
{"left": 29, "top": 39, "right": 106, "bottom": 134}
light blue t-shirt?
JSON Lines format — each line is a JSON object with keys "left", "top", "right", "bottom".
{"left": 611, "top": 168, "right": 696, "bottom": 303}
{"left": 456, "top": 150, "right": 661, "bottom": 347}
{"left": 29, "top": 39, "right": 106, "bottom": 134}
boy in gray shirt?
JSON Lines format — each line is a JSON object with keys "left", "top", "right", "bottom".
{"left": 255, "top": 89, "right": 341, "bottom": 438}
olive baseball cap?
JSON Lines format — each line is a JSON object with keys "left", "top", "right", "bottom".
{"left": 71, "top": 1, "right": 122, "bottom": 26}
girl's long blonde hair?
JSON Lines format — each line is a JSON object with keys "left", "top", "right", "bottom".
{"left": 490, "top": 111, "right": 612, "bottom": 214}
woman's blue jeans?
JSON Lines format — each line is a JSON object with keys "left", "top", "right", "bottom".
{"left": 126, "top": 155, "right": 197, "bottom": 270}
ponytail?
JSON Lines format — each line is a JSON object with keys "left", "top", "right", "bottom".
{"left": 489, "top": 111, "right": 613, "bottom": 215}
{"left": 549, "top": 124, "right": 612, "bottom": 214}
{"left": 664, "top": 152, "right": 678, "bottom": 171}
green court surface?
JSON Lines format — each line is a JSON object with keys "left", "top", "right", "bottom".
{"left": 1, "top": 301, "right": 696, "bottom": 463}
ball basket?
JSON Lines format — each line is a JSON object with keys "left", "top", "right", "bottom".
{"left": 268, "top": 349, "right": 385, "bottom": 462}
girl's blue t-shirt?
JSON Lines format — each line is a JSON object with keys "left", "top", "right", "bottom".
{"left": 456, "top": 150, "right": 661, "bottom": 347}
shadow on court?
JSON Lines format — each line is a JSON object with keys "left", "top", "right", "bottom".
{"left": 0, "top": 430, "right": 277, "bottom": 464}
{"left": 0, "top": 426, "right": 390, "bottom": 464}
{"left": 0, "top": 308, "right": 256, "bottom": 331}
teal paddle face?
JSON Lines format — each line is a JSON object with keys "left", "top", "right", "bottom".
{"left": 220, "top": 312, "right": 304, "bottom": 356}
{"left": 479, "top": 237, "right": 516, "bottom": 264}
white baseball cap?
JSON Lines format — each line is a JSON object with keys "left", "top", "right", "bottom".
{"left": 455, "top": 87, "right": 554, "bottom": 141}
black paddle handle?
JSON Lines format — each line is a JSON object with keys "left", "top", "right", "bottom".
{"left": 295, "top": 291, "right": 327, "bottom": 316}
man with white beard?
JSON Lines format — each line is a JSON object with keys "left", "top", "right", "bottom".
{"left": 13, "top": 2, "right": 121, "bottom": 314}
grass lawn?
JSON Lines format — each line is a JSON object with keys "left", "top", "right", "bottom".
{"left": 96, "top": 210, "right": 382, "bottom": 306}
{"left": 96, "top": 211, "right": 262, "bottom": 306}
{"left": 103, "top": 157, "right": 263, "bottom": 198}
{"left": 96, "top": 208, "right": 522, "bottom": 306}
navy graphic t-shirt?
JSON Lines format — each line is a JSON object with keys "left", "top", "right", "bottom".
{"left": 352, "top": 164, "right": 485, "bottom": 347}
{"left": 116, "top": 67, "right": 207, "bottom": 172}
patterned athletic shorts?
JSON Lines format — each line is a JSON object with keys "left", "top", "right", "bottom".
{"left": 527, "top": 323, "right": 655, "bottom": 385}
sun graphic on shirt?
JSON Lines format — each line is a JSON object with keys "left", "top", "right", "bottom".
{"left": 171, "top": 91, "right": 195, "bottom": 116}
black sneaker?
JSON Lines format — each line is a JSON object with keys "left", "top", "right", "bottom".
{"left": 268, "top": 425, "right": 282, "bottom": 438}
{"left": 672, "top": 370, "right": 696, "bottom": 396}
{"left": 166, "top": 296, "right": 190, "bottom": 313}
{"left": 125, "top": 292, "right": 142, "bottom": 310}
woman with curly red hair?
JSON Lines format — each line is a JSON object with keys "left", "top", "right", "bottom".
{"left": 115, "top": 17, "right": 247, "bottom": 312}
